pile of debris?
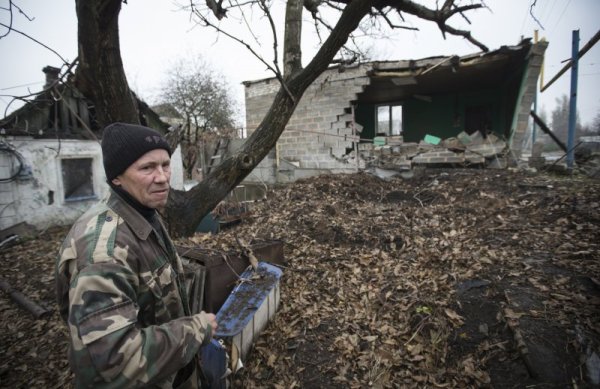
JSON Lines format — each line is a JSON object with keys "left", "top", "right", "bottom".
{"left": 360, "top": 131, "right": 508, "bottom": 178}
{"left": 575, "top": 136, "right": 600, "bottom": 178}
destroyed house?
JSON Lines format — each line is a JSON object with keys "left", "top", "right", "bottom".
{"left": 242, "top": 38, "right": 547, "bottom": 183}
{"left": 0, "top": 66, "right": 184, "bottom": 232}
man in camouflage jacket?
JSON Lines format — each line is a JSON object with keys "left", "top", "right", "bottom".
{"left": 56, "top": 123, "right": 218, "bottom": 388}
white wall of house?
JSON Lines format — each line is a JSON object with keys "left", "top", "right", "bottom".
{"left": 0, "top": 138, "right": 185, "bottom": 231}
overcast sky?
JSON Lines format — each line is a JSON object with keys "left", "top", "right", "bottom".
{"left": 1, "top": 0, "right": 599, "bottom": 127}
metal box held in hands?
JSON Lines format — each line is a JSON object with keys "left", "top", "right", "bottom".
{"left": 177, "top": 241, "right": 285, "bottom": 314}
{"left": 215, "top": 262, "right": 282, "bottom": 362}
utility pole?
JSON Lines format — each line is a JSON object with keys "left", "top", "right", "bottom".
{"left": 532, "top": 30, "right": 539, "bottom": 147}
{"left": 567, "top": 30, "right": 579, "bottom": 172}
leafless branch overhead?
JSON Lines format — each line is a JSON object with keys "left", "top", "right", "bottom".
{"left": 0, "top": 1, "right": 35, "bottom": 39}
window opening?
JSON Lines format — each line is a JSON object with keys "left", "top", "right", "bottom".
{"left": 61, "top": 158, "right": 96, "bottom": 201}
{"left": 376, "top": 104, "right": 402, "bottom": 136}
{"left": 465, "top": 105, "right": 492, "bottom": 137}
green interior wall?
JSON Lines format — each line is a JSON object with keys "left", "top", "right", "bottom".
{"left": 355, "top": 104, "right": 376, "bottom": 141}
{"left": 402, "top": 90, "right": 506, "bottom": 142}
{"left": 355, "top": 72, "right": 523, "bottom": 143}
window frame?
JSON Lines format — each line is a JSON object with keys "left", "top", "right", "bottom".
{"left": 59, "top": 156, "right": 98, "bottom": 203}
{"left": 376, "top": 103, "right": 403, "bottom": 136}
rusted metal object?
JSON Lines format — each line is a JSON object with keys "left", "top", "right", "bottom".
{"left": 0, "top": 277, "right": 51, "bottom": 319}
{"left": 216, "top": 262, "right": 282, "bottom": 363}
{"left": 177, "top": 240, "right": 285, "bottom": 313}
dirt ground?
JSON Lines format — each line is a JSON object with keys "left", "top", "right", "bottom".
{"left": 1, "top": 167, "right": 599, "bottom": 388}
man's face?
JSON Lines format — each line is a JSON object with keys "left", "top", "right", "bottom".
{"left": 112, "top": 149, "right": 171, "bottom": 209}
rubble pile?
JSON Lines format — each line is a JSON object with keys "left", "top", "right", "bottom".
{"left": 359, "top": 131, "right": 509, "bottom": 175}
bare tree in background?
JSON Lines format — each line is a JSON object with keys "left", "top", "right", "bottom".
{"left": 551, "top": 94, "right": 584, "bottom": 142}
{"left": 157, "top": 57, "right": 239, "bottom": 179}
{"left": 592, "top": 110, "right": 600, "bottom": 135}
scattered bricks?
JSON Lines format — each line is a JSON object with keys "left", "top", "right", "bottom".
{"left": 531, "top": 141, "right": 544, "bottom": 158}
{"left": 399, "top": 143, "right": 419, "bottom": 156}
{"left": 468, "top": 141, "right": 506, "bottom": 157}
{"left": 429, "top": 150, "right": 460, "bottom": 158}
{"left": 386, "top": 136, "right": 404, "bottom": 145}
{"left": 457, "top": 131, "right": 472, "bottom": 146}
{"left": 417, "top": 141, "right": 436, "bottom": 153}
{"left": 465, "top": 151, "right": 485, "bottom": 164}
{"left": 487, "top": 157, "right": 508, "bottom": 169}
{"left": 412, "top": 152, "right": 465, "bottom": 164}
{"left": 381, "top": 146, "right": 392, "bottom": 155}
{"left": 529, "top": 156, "right": 546, "bottom": 169}
{"left": 392, "top": 157, "right": 412, "bottom": 170}
{"left": 442, "top": 137, "right": 465, "bottom": 150}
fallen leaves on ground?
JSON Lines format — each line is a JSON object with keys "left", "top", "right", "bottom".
{"left": 1, "top": 168, "right": 599, "bottom": 388}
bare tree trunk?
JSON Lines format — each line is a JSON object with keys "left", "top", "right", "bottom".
{"left": 75, "top": 0, "right": 138, "bottom": 127}
{"left": 283, "top": 0, "right": 303, "bottom": 76}
{"left": 164, "top": 0, "right": 373, "bottom": 237}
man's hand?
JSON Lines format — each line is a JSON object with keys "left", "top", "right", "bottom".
{"left": 205, "top": 313, "right": 218, "bottom": 335}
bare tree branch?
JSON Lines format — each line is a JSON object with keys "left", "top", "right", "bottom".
{"left": 0, "top": 1, "right": 35, "bottom": 39}
{"left": 189, "top": 1, "right": 297, "bottom": 102}
{"left": 441, "top": 23, "right": 487, "bottom": 52}
{"left": 189, "top": 6, "right": 278, "bottom": 76}
{"left": 378, "top": 8, "right": 419, "bottom": 31}
{"left": 381, "top": 1, "right": 488, "bottom": 51}
{"left": 257, "top": 0, "right": 284, "bottom": 77}
{"left": 0, "top": 22, "right": 70, "bottom": 63}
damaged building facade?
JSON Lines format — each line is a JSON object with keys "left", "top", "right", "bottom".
{"left": 242, "top": 39, "right": 547, "bottom": 183}
{"left": 0, "top": 66, "right": 184, "bottom": 232}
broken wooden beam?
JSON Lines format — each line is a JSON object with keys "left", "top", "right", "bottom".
{"left": 530, "top": 111, "right": 567, "bottom": 152}
{"left": 0, "top": 277, "right": 51, "bottom": 319}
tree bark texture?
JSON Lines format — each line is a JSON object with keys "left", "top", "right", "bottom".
{"left": 283, "top": 0, "right": 303, "bottom": 77}
{"left": 75, "top": 0, "right": 138, "bottom": 128}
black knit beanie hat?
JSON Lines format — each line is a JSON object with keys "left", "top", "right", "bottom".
{"left": 101, "top": 122, "right": 171, "bottom": 181}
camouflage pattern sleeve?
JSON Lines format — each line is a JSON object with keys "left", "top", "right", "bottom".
{"left": 65, "top": 263, "right": 210, "bottom": 386}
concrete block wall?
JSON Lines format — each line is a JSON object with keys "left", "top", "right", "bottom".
{"left": 244, "top": 65, "right": 372, "bottom": 180}
{"left": 510, "top": 41, "right": 548, "bottom": 156}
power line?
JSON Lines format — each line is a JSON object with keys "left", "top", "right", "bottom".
{"left": 1, "top": 81, "right": 43, "bottom": 91}
{"left": 540, "top": 0, "right": 558, "bottom": 23}
{"left": 549, "top": 0, "right": 571, "bottom": 37}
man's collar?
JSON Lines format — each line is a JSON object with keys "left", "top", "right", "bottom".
{"left": 107, "top": 189, "right": 154, "bottom": 240}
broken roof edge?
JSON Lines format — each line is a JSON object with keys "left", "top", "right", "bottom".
{"left": 371, "top": 38, "right": 535, "bottom": 75}
{"left": 242, "top": 38, "right": 537, "bottom": 87}
{"left": 1, "top": 76, "right": 170, "bottom": 138}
